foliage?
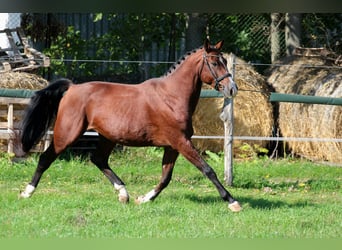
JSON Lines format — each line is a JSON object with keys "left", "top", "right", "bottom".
{"left": 89, "top": 13, "right": 186, "bottom": 81}
{"left": 302, "top": 13, "right": 342, "bottom": 54}
{"left": 235, "top": 143, "right": 269, "bottom": 159}
{"left": 43, "top": 26, "right": 92, "bottom": 79}
{"left": 23, "top": 13, "right": 187, "bottom": 82}
{"left": 21, "top": 13, "right": 342, "bottom": 81}
{"left": 207, "top": 14, "right": 272, "bottom": 65}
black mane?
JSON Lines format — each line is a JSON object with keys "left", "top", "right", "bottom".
{"left": 163, "top": 46, "right": 203, "bottom": 77}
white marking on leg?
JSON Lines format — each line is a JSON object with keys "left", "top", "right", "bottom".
{"left": 20, "top": 184, "right": 35, "bottom": 198}
{"left": 144, "top": 189, "right": 157, "bottom": 201}
{"left": 135, "top": 189, "right": 157, "bottom": 204}
{"left": 114, "top": 183, "right": 129, "bottom": 203}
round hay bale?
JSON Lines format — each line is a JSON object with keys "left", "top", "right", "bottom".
{"left": 266, "top": 56, "right": 342, "bottom": 164}
{"left": 192, "top": 53, "right": 274, "bottom": 157}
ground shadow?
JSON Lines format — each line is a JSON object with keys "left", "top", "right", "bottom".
{"left": 183, "top": 193, "right": 312, "bottom": 210}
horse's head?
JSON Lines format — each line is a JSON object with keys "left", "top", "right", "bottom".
{"left": 200, "top": 39, "right": 238, "bottom": 98}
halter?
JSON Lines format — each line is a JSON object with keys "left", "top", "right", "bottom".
{"left": 203, "top": 53, "right": 232, "bottom": 91}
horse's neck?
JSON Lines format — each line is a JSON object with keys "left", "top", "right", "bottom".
{"left": 161, "top": 54, "right": 203, "bottom": 116}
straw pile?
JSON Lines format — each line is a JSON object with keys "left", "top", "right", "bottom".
{"left": 0, "top": 71, "right": 48, "bottom": 89}
{"left": 192, "top": 53, "right": 274, "bottom": 157}
{"left": 266, "top": 56, "right": 342, "bottom": 164}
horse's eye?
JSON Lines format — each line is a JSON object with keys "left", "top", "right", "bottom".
{"left": 211, "top": 62, "right": 218, "bottom": 67}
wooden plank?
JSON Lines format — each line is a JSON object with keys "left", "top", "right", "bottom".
{"left": 7, "top": 103, "right": 13, "bottom": 153}
{"left": 5, "top": 29, "right": 21, "bottom": 56}
{"left": 0, "top": 61, "right": 11, "bottom": 72}
{"left": 0, "top": 109, "right": 25, "bottom": 117}
{"left": 0, "top": 122, "right": 8, "bottom": 129}
{"left": 0, "top": 97, "right": 31, "bottom": 105}
{"left": 0, "top": 130, "right": 11, "bottom": 139}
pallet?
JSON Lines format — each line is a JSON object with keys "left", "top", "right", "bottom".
{"left": 0, "top": 96, "right": 99, "bottom": 155}
{"left": 0, "top": 27, "right": 50, "bottom": 73}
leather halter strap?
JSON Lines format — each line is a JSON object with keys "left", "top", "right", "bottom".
{"left": 203, "top": 53, "right": 231, "bottom": 91}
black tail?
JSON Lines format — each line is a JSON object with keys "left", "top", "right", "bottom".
{"left": 21, "top": 78, "right": 73, "bottom": 152}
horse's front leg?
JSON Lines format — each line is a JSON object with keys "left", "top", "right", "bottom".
{"left": 135, "top": 146, "right": 179, "bottom": 204}
{"left": 177, "top": 138, "right": 242, "bottom": 212}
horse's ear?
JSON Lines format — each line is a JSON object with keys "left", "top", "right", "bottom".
{"left": 214, "top": 40, "right": 224, "bottom": 50}
{"left": 204, "top": 38, "right": 211, "bottom": 52}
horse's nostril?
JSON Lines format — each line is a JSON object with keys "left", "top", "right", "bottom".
{"left": 230, "top": 86, "right": 238, "bottom": 97}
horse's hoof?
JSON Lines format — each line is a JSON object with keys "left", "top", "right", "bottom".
{"left": 118, "top": 195, "right": 129, "bottom": 203}
{"left": 135, "top": 196, "right": 146, "bottom": 205}
{"left": 19, "top": 190, "right": 33, "bottom": 198}
{"left": 228, "top": 201, "right": 242, "bottom": 212}
{"left": 135, "top": 196, "right": 143, "bottom": 205}
{"left": 19, "top": 184, "right": 35, "bottom": 198}
{"left": 19, "top": 191, "right": 31, "bottom": 198}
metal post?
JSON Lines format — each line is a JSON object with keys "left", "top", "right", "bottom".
{"left": 220, "top": 54, "right": 236, "bottom": 186}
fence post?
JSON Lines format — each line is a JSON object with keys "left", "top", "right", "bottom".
{"left": 7, "top": 103, "right": 13, "bottom": 154}
{"left": 220, "top": 54, "right": 236, "bottom": 186}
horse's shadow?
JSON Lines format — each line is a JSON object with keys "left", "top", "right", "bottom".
{"left": 183, "top": 194, "right": 311, "bottom": 210}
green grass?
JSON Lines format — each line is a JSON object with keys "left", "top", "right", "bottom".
{"left": 0, "top": 148, "right": 341, "bottom": 238}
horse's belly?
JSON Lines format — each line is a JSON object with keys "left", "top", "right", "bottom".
{"left": 91, "top": 120, "right": 167, "bottom": 147}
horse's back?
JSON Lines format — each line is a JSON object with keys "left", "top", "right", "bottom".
{"left": 60, "top": 80, "right": 172, "bottom": 146}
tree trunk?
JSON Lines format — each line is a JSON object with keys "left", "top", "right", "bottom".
{"left": 168, "top": 13, "right": 177, "bottom": 62}
{"left": 285, "top": 13, "right": 302, "bottom": 56}
{"left": 185, "top": 13, "right": 206, "bottom": 51}
{"left": 271, "top": 13, "right": 281, "bottom": 63}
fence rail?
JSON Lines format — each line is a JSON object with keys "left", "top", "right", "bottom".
{"left": 1, "top": 89, "right": 342, "bottom": 153}
{"left": 270, "top": 92, "right": 342, "bottom": 106}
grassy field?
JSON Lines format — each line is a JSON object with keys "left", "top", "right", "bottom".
{"left": 0, "top": 147, "right": 341, "bottom": 239}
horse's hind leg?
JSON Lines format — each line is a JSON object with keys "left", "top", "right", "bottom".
{"left": 20, "top": 143, "right": 59, "bottom": 198}
{"left": 21, "top": 108, "right": 86, "bottom": 198}
{"left": 177, "top": 138, "right": 242, "bottom": 212}
{"left": 135, "top": 146, "right": 179, "bottom": 204}
{"left": 90, "top": 135, "right": 129, "bottom": 203}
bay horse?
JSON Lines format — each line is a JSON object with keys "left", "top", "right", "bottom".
{"left": 19, "top": 39, "right": 241, "bottom": 212}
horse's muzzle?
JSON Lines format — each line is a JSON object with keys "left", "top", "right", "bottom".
{"left": 229, "top": 81, "right": 238, "bottom": 97}
{"left": 222, "top": 78, "right": 238, "bottom": 98}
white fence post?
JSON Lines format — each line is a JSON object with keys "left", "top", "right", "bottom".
{"left": 220, "top": 54, "right": 236, "bottom": 186}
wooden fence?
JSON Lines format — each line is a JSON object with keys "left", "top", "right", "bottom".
{"left": 1, "top": 87, "right": 341, "bottom": 185}
{"left": 0, "top": 96, "right": 51, "bottom": 154}
{"left": 0, "top": 89, "right": 226, "bottom": 154}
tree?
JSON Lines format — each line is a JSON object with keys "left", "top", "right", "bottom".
{"left": 301, "top": 13, "right": 342, "bottom": 54}
{"left": 285, "top": 13, "right": 302, "bottom": 56}
{"left": 185, "top": 13, "right": 207, "bottom": 51}
{"left": 270, "top": 13, "right": 283, "bottom": 63}
{"left": 22, "top": 13, "right": 187, "bottom": 82}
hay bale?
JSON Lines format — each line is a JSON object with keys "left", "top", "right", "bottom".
{"left": 192, "top": 53, "right": 274, "bottom": 157}
{"left": 0, "top": 71, "right": 48, "bottom": 89}
{"left": 266, "top": 56, "right": 342, "bottom": 164}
